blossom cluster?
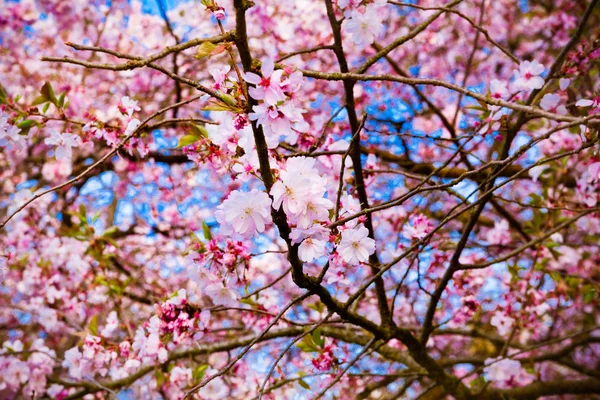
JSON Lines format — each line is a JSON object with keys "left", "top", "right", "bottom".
{"left": 246, "top": 59, "right": 309, "bottom": 147}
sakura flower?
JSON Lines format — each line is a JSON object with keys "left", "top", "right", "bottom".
{"left": 587, "top": 162, "right": 600, "bottom": 183}
{"left": 490, "top": 310, "right": 515, "bottom": 336}
{"left": 511, "top": 60, "right": 545, "bottom": 91}
{"left": 213, "top": 7, "right": 226, "bottom": 20}
{"left": 205, "top": 283, "right": 239, "bottom": 307}
{"left": 118, "top": 96, "right": 140, "bottom": 117}
{"left": 402, "top": 214, "right": 433, "bottom": 240}
{"left": 528, "top": 165, "right": 547, "bottom": 182}
{"left": 338, "top": 0, "right": 360, "bottom": 9}
{"left": 489, "top": 79, "right": 509, "bottom": 100}
{"left": 3, "top": 340, "right": 24, "bottom": 352}
{"left": 124, "top": 359, "right": 141, "bottom": 374}
{"left": 256, "top": 287, "right": 280, "bottom": 310}
{"left": 344, "top": 5, "right": 384, "bottom": 46}
{"left": 62, "top": 347, "right": 83, "bottom": 379}
{"left": 209, "top": 65, "right": 230, "bottom": 91}
{"left": 124, "top": 118, "right": 141, "bottom": 136}
{"left": 559, "top": 78, "right": 570, "bottom": 91}
{"left": 540, "top": 93, "right": 567, "bottom": 114}
{"left": 338, "top": 224, "right": 375, "bottom": 264}
{"left": 0, "top": 120, "right": 27, "bottom": 151}
{"left": 312, "top": 346, "right": 335, "bottom": 371}
{"left": 100, "top": 311, "right": 119, "bottom": 338}
{"left": 243, "top": 58, "right": 286, "bottom": 105}
{"left": 550, "top": 232, "right": 564, "bottom": 243}
{"left": 197, "top": 309, "right": 211, "bottom": 332}
{"left": 295, "top": 197, "right": 334, "bottom": 229}
{"left": 486, "top": 220, "right": 511, "bottom": 246}
{"left": 290, "top": 224, "right": 329, "bottom": 244}
{"left": 271, "top": 170, "right": 314, "bottom": 215}
{"left": 576, "top": 95, "right": 600, "bottom": 110}
{"left": 215, "top": 189, "right": 272, "bottom": 236}
{"left": 483, "top": 358, "right": 533, "bottom": 388}
{"left": 4, "top": 359, "right": 29, "bottom": 390}
{"left": 44, "top": 130, "right": 81, "bottom": 160}
{"left": 0, "top": 112, "right": 8, "bottom": 132}
{"left": 298, "top": 237, "right": 327, "bottom": 262}
{"left": 168, "top": 289, "right": 187, "bottom": 306}
{"left": 249, "top": 102, "right": 307, "bottom": 146}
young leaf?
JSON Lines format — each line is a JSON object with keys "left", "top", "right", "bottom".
{"left": 194, "top": 42, "right": 217, "bottom": 60}
{"left": 0, "top": 82, "right": 7, "bottom": 104}
{"left": 190, "top": 124, "right": 209, "bottom": 138}
{"left": 31, "top": 96, "right": 49, "bottom": 106}
{"left": 17, "top": 119, "right": 36, "bottom": 129}
{"left": 58, "top": 92, "right": 66, "bottom": 108}
{"left": 312, "top": 327, "right": 325, "bottom": 349}
{"left": 88, "top": 315, "right": 98, "bottom": 336}
{"left": 201, "top": 102, "right": 237, "bottom": 112}
{"left": 202, "top": 221, "right": 213, "bottom": 241}
{"left": 298, "top": 379, "right": 310, "bottom": 390}
{"left": 193, "top": 365, "right": 209, "bottom": 381}
{"left": 40, "top": 81, "right": 58, "bottom": 105}
{"left": 190, "top": 232, "right": 202, "bottom": 245}
{"left": 177, "top": 135, "right": 200, "bottom": 148}
{"left": 220, "top": 94, "right": 238, "bottom": 107}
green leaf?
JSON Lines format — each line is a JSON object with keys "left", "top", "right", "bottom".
{"left": 296, "top": 335, "right": 320, "bottom": 353}
{"left": 177, "top": 134, "right": 200, "bottom": 148}
{"left": 17, "top": 119, "right": 37, "bottom": 129}
{"left": 194, "top": 42, "right": 217, "bottom": 60}
{"left": 190, "top": 232, "right": 202, "bottom": 244}
{"left": 40, "top": 81, "right": 58, "bottom": 105}
{"left": 469, "top": 375, "right": 486, "bottom": 387}
{"left": 239, "top": 297, "right": 256, "bottom": 306}
{"left": 202, "top": 221, "right": 213, "bottom": 241}
{"left": 298, "top": 379, "right": 310, "bottom": 390}
{"left": 92, "top": 211, "right": 101, "bottom": 223}
{"left": 31, "top": 96, "right": 49, "bottom": 106}
{"left": 88, "top": 315, "right": 98, "bottom": 336}
{"left": 584, "top": 288, "right": 596, "bottom": 303}
{"left": 58, "top": 92, "right": 66, "bottom": 108}
{"left": 296, "top": 342, "right": 319, "bottom": 353}
{"left": 155, "top": 369, "right": 166, "bottom": 387}
{"left": 102, "top": 226, "right": 119, "bottom": 238}
{"left": 0, "top": 82, "right": 7, "bottom": 104}
{"left": 190, "top": 123, "right": 208, "bottom": 138}
{"left": 193, "top": 365, "right": 209, "bottom": 381}
{"left": 312, "top": 327, "right": 325, "bottom": 349}
{"left": 42, "top": 102, "right": 50, "bottom": 114}
{"left": 201, "top": 102, "right": 236, "bottom": 112}
{"left": 221, "top": 94, "right": 237, "bottom": 107}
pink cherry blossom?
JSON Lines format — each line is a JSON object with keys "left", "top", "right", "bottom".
{"left": 215, "top": 189, "right": 272, "bottom": 236}
{"left": 118, "top": 96, "right": 141, "bottom": 117}
{"left": 486, "top": 220, "right": 512, "bottom": 246}
{"left": 205, "top": 283, "right": 239, "bottom": 307}
{"left": 44, "top": 130, "right": 81, "bottom": 160}
{"left": 344, "top": 5, "right": 384, "bottom": 46}
{"left": 402, "top": 214, "right": 433, "bottom": 240}
{"left": 243, "top": 58, "right": 286, "bottom": 105}
{"left": 490, "top": 310, "right": 515, "bottom": 336}
{"left": 209, "top": 65, "right": 231, "bottom": 91}
{"left": 338, "top": 224, "right": 375, "bottom": 264}
{"left": 511, "top": 60, "right": 545, "bottom": 91}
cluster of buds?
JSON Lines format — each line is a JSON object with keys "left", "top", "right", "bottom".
{"left": 155, "top": 293, "right": 197, "bottom": 343}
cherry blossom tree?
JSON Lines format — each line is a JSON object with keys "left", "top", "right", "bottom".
{"left": 1, "top": 0, "right": 600, "bottom": 398}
